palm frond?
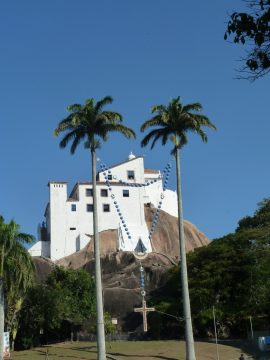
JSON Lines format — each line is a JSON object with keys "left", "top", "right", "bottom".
{"left": 59, "top": 130, "right": 80, "bottom": 150}
{"left": 151, "top": 104, "right": 167, "bottom": 114}
{"left": 141, "top": 128, "right": 168, "bottom": 149}
{"left": 54, "top": 114, "right": 77, "bottom": 136}
{"left": 97, "top": 111, "right": 123, "bottom": 124}
{"left": 105, "top": 124, "right": 136, "bottom": 139}
{"left": 66, "top": 104, "right": 83, "bottom": 113}
{"left": 95, "top": 96, "right": 113, "bottom": 113}
{"left": 17, "top": 233, "right": 35, "bottom": 244}
{"left": 140, "top": 115, "right": 166, "bottom": 132}
{"left": 71, "top": 133, "right": 85, "bottom": 154}
{"left": 195, "top": 128, "right": 208, "bottom": 143}
{"left": 193, "top": 115, "right": 217, "bottom": 130}
{"left": 84, "top": 98, "right": 95, "bottom": 108}
{"left": 182, "top": 102, "right": 203, "bottom": 113}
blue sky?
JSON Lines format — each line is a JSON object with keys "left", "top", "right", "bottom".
{"left": 1, "top": 0, "right": 269, "bottom": 241}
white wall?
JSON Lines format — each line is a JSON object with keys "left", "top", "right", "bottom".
{"left": 49, "top": 182, "right": 68, "bottom": 260}
{"left": 99, "top": 157, "right": 145, "bottom": 184}
{"left": 28, "top": 240, "right": 50, "bottom": 257}
{"left": 36, "top": 156, "right": 178, "bottom": 260}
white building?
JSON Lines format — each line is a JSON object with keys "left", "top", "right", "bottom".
{"left": 28, "top": 153, "right": 178, "bottom": 260}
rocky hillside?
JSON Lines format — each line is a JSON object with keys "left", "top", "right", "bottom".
{"left": 34, "top": 206, "right": 209, "bottom": 329}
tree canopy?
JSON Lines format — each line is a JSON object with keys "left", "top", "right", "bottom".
{"left": 151, "top": 198, "right": 270, "bottom": 338}
{"left": 16, "top": 266, "right": 96, "bottom": 349}
{"left": 54, "top": 96, "right": 135, "bottom": 152}
{"left": 225, "top": 0, "right": 270, "bottom": 80}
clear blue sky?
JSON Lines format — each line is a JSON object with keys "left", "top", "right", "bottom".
{"left": 1, "top": 1, "right": 269, "bottom": 241}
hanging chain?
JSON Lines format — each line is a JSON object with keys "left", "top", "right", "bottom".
{"left": 98, "top": 160, "right": 172, "bottom": 245}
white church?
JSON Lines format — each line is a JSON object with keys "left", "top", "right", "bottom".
{"left": 28, "top": 153, "right": 178, "bottom": 261}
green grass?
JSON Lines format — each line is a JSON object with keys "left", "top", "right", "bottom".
{"left": 10, "top": 340, "right": 252, "bottom": 360}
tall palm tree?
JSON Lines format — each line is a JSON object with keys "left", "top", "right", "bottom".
{"left": 140, "top": 97, "right": 216, "bottom": 360}
{"left": 0, "top": 216, "right": 34, "bottom": 359}
{"left": 5, "top": 243, "right": 35, "bottom": 351}
{"left": 54, "top": 96, "right": 135, "bottom": 360}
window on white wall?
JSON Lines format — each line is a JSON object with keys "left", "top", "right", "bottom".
{"left": 103, "top": 204, "right": 110, "bottom": 212}
{"left": 71, "top": 204, "right": 76, "bottom": 211}
{"left": 123, "top": 190, "right": 129, "bottom": 197}
{"left": 127, "top": 170, "right": 135, "bottom": 180}
{"left": 107, "top": 174, "right": 112, "bottom": 180}
{"left": 86, "top": 188, "right": 93, "bottom": 197}
{"left": 101, "top": 189, "right": 108, "bottom": 197}
{"left": 87, "top": 204, "right": 93, "bottom": 212}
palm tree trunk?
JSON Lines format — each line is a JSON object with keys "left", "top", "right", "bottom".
{"left": 175, "top": 148, "right": 196, "bottom": 360}
{"left": 91, "top": 149, "right": 106, "bottom": 360}
{"left": 0, "top": 277, "right": 4, "bottom": 360}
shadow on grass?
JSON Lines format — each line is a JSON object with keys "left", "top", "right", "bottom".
{"left": 107, "top": 352, "right": 178, "bottom": 360}
{"left": 201, "top": 339, "right": 263, "bottom": 359}
{"left": 68, "top": 345, "right": 178, "bottom": 360}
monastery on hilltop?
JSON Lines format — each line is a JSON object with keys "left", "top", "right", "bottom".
{"left": 29, "top": 153, "right": 178, "bottom": 261}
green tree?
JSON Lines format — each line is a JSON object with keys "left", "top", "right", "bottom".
{"left": 141, "top": 97, "right": 216, "bottom": 360}
{"left": 225, "top": 0, "right": 270, "bottom": 80}
{"left": 54, "top": 96, "right": 135, "bottom": 360}
{"left": 153, "top": 198, "right": 270, "bottom": 338}
{"left": 0, "top": 216, "right": 34, "bottom": 358}
{"left": 17, "top": 266, "right": 96, "bottom": 349}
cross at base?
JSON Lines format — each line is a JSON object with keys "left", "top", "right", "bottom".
{"left": 134, "top": 298, "right": 155, "bottom": 332}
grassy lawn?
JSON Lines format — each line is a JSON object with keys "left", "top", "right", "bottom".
{"left": 10, "top": 340, "right": 253, "bottom": 360}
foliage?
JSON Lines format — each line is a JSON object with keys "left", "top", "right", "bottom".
{"left": 0, "top": 216, "right": 35, "bottom": 350}
{"left": 151, "top": 198, "right": 270, "bottom": 338}
{"left": 54, "top": 96, "right": 136, "bottom": 153}
{"left": 225, "top": 0, "right": 270, "bottom": 80}
{"left": 16, "top": 266, "right": 96, "bottom": 349}
{"left": 140, "top": 96, "right": 216, "bottom": 153}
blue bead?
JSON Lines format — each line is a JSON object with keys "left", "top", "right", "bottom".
{"left": 103, "top": 172, "right": 106, "bottom": 175}
{"left": 108, "top": 170, "right": 111, "bottom": 174}
{"left": 120, "top": 216, "right": 123, "bottom": 220}
{"left": 128, "top": 236, "right": 131, "bottom": 239}
{"left": 114, "top": 201, "right": 117, "bottom": 204}
{"left": 117, "top": 208, "right": 120, "bottom": 212}
{"left": 115, "top": 205, "right": 119, "bottom": 208}
{"left": 109, "top": 187, "right": 112, "bottom": 191}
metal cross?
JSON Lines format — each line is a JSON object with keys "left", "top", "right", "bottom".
{"left": 134, "top": 298, "right": 155, "bottom": 332}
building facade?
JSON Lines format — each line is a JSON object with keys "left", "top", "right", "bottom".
{"left": 29, "top": 153, "right": 178, "bottom": 260}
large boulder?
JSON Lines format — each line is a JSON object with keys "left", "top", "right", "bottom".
{"left": 33, "top": 207, "right": 209, "bottom": 329}
{"left": 56, "top": 206, "right": 209, "bottom": 269}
